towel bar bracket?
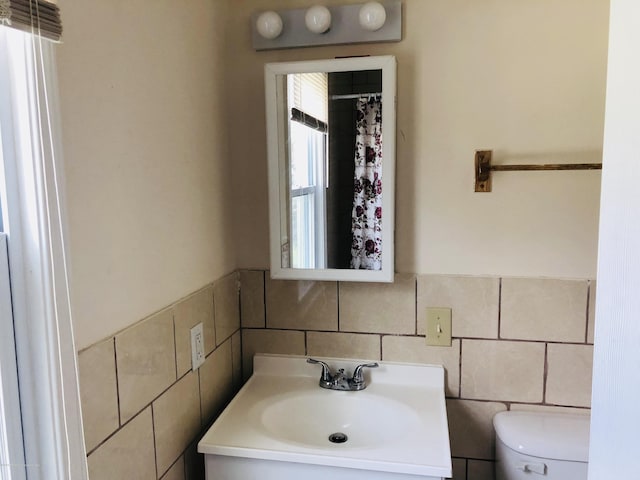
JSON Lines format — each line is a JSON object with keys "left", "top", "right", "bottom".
{"left": 474, "top": 150, "right": 602, "bottom": 192}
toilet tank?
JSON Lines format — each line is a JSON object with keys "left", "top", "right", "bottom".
{"left": 493, "top": 411, "right": 590, "bottom": 480}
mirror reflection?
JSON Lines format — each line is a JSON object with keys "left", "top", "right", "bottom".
{"left": 265, "top": 56, "right": 396, "bottom": 282}
{"left": 285, "top": 69, "right": 383, "bottom": 271}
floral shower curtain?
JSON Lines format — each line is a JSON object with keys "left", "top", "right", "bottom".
{"left": 351, "top": 96, "right": 383, "bottom": 270}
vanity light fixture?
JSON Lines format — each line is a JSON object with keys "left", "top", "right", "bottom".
{"left": 255, "top": 10, "right": 283, "bottom": 40}
{"left": 251, "top": 1, "right": 402, "bottom": 51}
{"left": 305, "top": 5, "right": 332, "bottom": 34}
{"left": 359, "top": 2, "right": 387, "bottom": 31}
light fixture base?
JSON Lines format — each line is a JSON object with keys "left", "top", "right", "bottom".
{"left": 251, "top": 1, "right": 402, "bottom": 51}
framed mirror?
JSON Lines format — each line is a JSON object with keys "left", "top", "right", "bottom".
{"left": 265, "top": 55, "right": 396, "bottom": 282}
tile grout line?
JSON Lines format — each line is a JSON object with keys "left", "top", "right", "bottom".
{"left": 244, "top": 326, "right": 589, "bottom": 346}
{"left": 336, "top": 281, "right": 341, "bottom": 332}
{"left": 85, "top": 405, "right": 145, "bottom": 457}
{"left": 172, "top": 311, "right": 178, "bottom": 381}
{"left": 158, "top": 455, "right": 184, "bottom": 480}
{"left": 444, "top": 392, "right": 590, "bottom": 409}
{"left": 84, "top": 338, "right": 123, "bottom": 458}
{"left": 198, "top": 367, "right": 204, "bottom": 435}
{"left": 542, "top": 342, "right": 549, "bottom": 404}
{"left": 238, "top": 272, "right": 244, "bottom": 331}
{"left": 497, "top": 277, "right": 502, "bottom": 339}
{"left": 414, "top": 276, "right": 418, "bottom": 336}
{"left": 113, "top": 337, "right": 122, "bottom": 428}
{"left": 151, "top": 405, "right": 159, "bottom": 480}
{"left": 230, "top": 328, "right": 241, "bottom": 387}
{"left": 585, "top": 280, "right": 591, "bottom": 343}
{"left": 212, "top": 285, "right": 218, "bottom": 348}
{"left": 236, "top": 272, "right": 242, "bottom": 338}
{"left": 78, "top": 283, "right": 219, "bottom": 357}
{"left": 262, "top": 270, "right": 267, "bottom": 329}
{"left": 458, "top": 339, "right": 463, "bottom": 398}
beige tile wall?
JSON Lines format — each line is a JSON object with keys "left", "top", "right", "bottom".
{"left": 80, "top": 270, "right": 594, "bottom": 480}
{"left": 240, "top": 270, "right": 595, "bottom": 480}
{"left": 77, "top": 338, "right": 119, "bottom": 452}
{"left": 78, "top": 272, "right": 241, "bottom": 480}
{"left": 266, "top": 277, "right": 338, "bottom": 330}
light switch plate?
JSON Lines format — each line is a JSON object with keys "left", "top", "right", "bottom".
{"left": 190, "top": 323, "right": 205, "bottom": 370}
{"left": 425, "top": 308, "right": 452, "bottom": 347}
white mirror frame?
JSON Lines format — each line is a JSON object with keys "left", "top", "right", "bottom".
{"left": 265, "top": 55, "right": 396, "bottom": 282}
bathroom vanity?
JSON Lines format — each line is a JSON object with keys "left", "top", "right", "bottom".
{"left": 198, "top": 354, "right": 452, "bottom": 479}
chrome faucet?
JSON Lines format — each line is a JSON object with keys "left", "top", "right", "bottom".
{"left": 307, "top": 358, "right": 379, "bottom": 391}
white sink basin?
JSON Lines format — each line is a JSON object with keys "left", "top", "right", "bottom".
{"left": 255, "top": 389, "right": 421, "bottom": 449}
{"left": 198, "top": 354, "right": 452, "bottom": 479}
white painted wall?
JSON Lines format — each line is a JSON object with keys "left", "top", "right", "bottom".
{"left": 589, "top": 1, "right": 640, "bottom": 477}
{"left": 56, "top": 0, "right": 236, "bottom": 349}
{"left": 55, "top": 0, "right": 609, "bottom": 349}
{"left": 229, "top": 0, "right": 608, "bottom": 279}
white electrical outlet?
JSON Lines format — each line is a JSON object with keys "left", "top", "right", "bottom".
{"left": 190, "top": 322, "right": 205, "bottom": 370}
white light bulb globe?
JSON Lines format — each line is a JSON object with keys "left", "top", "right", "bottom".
{"left": 359, "top": 1, "right": 386, "bottom": 31}
{"left": 305, "top": 5, "right": 332, "bottom": 34}
{"left": 256, "top": 11, "right": 283, "bottom": 40}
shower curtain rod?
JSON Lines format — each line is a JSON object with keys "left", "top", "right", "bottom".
{"left": 330, "top": 92, "right": 382, "bottom": 100}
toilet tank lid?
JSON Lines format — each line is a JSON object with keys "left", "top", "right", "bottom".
{"left": 493, "top": 411, "right": 590, "bottom": 462}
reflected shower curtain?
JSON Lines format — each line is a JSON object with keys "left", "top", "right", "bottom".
{"left": 351, "top": 96, "right": 383, "bottom": 270}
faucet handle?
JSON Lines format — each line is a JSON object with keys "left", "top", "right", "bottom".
{"left": 352, "top": 362, "right": 379, "bottom": 385}
{"left": 307, "top": 358, "right": 333, "bottom": 382}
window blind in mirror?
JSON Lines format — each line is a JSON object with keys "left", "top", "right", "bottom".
{"left": 290, "top": 73, "right": 328, "bottom": 123}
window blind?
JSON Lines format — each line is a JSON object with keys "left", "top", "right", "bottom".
{"left": 290, "top": 72, "right": 328, "bottom": 123}
{"left": 0, "top": 0, "right": 62, "bottom": 41}
{"left": 291, "top": 107, "right": 328, "bottom": 133}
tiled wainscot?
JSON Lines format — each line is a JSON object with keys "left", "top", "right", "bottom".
{"left": 78, "top": 272, "right": 242, "bottom": 480}
{"left": 79, "top": 270, "right": 594, "bottom": 480}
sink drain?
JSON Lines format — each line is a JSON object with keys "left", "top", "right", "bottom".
{"left": 328, "top": 432, "right": 348, "bottom": 444}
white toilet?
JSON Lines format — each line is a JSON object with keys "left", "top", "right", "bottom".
{"left": 493, "top": 411, "right": 590, "bottom": 480}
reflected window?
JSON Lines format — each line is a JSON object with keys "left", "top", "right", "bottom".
{"left": 287, "top": 73, "right": 328, "bottom": 269}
